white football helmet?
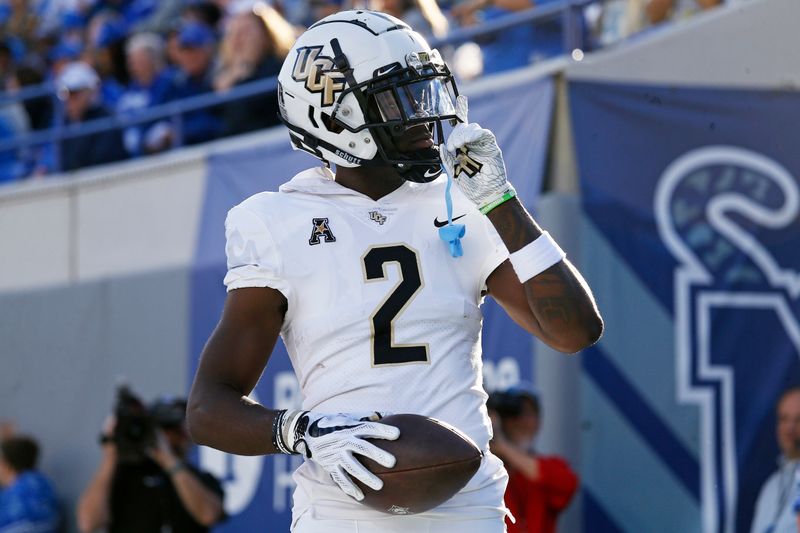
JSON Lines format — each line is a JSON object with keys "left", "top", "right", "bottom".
{"left": 277, "top": 10, "right": 461, "bottom": 182}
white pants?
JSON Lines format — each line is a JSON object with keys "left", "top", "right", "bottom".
{"left": 292, "top": 513, "right": 507, "bottom": 533}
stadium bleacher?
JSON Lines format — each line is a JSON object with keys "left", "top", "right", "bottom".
{"left": 0, "top": 0, "right": 721, "bottom": 182}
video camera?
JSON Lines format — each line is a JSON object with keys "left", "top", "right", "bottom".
{"left": 111, "top": 386, "right": 186, "bottom": 463}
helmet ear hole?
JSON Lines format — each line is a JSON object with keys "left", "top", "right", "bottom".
{"left": 320, "top": 112, "right": 344, "bottom": 134}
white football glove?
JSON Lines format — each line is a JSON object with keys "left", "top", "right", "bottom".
{"left": 274, "top": 410, "right": 399, "bottom": 501}
{"left": 439, "top": 95, "right": 516, "bottom": 214}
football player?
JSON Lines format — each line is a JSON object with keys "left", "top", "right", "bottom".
{"left": 187, "top": 10, "right": 602, "bottom": 533}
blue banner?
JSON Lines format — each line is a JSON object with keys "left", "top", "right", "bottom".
{"left": 189, "top": 75, "right": 555, "bottom": 531}
{"left": 571, "top": 80, "right": 800, "bottom": 533}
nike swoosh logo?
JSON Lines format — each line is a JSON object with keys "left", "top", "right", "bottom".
{"left": 424, "top": 168, "right": 442, "bottom": 178}
{"left": 433, "top": 214, "right": 466, "bottom": 227}
{"left": 308, "top": 418, "right": 362, "bottom": 437}
{"left": 376, "top": 65, "right": 398, "bottom": 76}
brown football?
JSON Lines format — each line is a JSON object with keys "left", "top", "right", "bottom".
{"left": 354, "top": 414, "right": 482, "bottom": 515}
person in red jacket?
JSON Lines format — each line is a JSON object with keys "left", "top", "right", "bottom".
{"left": 488, "top": 385, "right": 578, "bottom": 533}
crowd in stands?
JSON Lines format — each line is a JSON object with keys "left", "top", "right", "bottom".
{"left": 0, "top": 0, "right": 723, "bottom": 183}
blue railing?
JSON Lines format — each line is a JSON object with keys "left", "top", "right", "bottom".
{"left": 2, "top": 0, "right": 593, "bottom": 174}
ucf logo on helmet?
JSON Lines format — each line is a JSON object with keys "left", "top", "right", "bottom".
{"left": 292, "top": 46, "right": 345, "bottom": 107}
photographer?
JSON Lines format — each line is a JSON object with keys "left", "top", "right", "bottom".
{"left": 488, "top": 385, "right": 578, "bottom": 533}
{"left": 77, "top": 391, "right": 224, "bottom": 533}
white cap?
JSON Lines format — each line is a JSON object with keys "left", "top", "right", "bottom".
{"left": 58, "top": 61, "right": 100, "bottom": 93}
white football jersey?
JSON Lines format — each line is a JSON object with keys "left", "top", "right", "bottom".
{"left": 224, "top": 166, "right": 511, "bottom": 522}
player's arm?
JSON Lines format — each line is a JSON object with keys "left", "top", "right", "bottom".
{"left": 187, "top": 286, "right": 287, "bottom": 455}
{"left": 484, "top": 199, "right": 603, "bottom": 354}
{"left": 188, "top": 285, "right": 399, "bottom": 500}
{"left": 188, "top": 204, "right": 399, "bottom": 501}
{"left": 440, "top": 96, "right": 602, "bottom": 353}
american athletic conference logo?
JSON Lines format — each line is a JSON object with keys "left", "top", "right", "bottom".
{"left": 655, "top": 146, "right": 800, "bottom": 533}
{"left": 291, "top": 46, "right": 345, "bottom": 107}
{"left": 309, "top": 217, "right": 336, "bottom": 245}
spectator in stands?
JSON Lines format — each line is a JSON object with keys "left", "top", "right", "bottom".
{"left": 56, "top": 61, "right": 127, "bottom": 171}
{"left": 0, "top": 75, "right": 31, "bottom": 183}
{"left": 77, "top": 396, "right": 225, "bottom": 533}
{"left": 750, "top": 387, "right": 800, "bottom": 533}
{"left": 488, "top": 385, "right": 578, "bottom": 533}
{"left": 302, "top": 0, "right": 345, "bottom": 28}
{"left": 0, "top": 40, "right": 16, "bottom": 84}
{"left": 646, "top": 0, "right": 720, "bottom": 25}
{"left": 117, "top": 32, "right": 173, "bottom": 155}
{"left": 31, "top": 0, "right": 68, "bottom": 39}
{"left": 451, "top": 0, "right": 581, "bottom": 74}
{"left": 165, "top": 24, "right": 182, "bottom": 67}
{"left": 182, "top": 1, "right": 224, "bottom": 29}
{"left": 60, "top": 10, "right": 87, "bottom": 46}
{"left": 584, "top": 0, "right": 647, "bottom": 48}
{"left": 48, "top": 39, "right": 84, "bottom": 77}
{"left": 214, "top": 5, "right": 293, "bottom": 135}
{"left": 8, "top": 64, "right": 52, "bottom": 131}
{"left": 0, "top": 433, "right": 61, "bottom": 532}
{"left": 156, "top": 1, "right": 223, "bottom": 69}
{"left": 1, "top": 0, "right": 39, "bottom": 50}
{"left": 163, "top": 22, "right": 222, "bottom": 145}
{"left": 118, "top": 0, "right": 160, "bottom": 28}
{"left": 90, "top": 18, "right": 129, "bottom": 108}
{"left": 134, "top": 0, "right": 184, "bottom": 35}
{"left": 270, "top": 0, "right": 315, "bottom": 27}
{"left": 363, "top": 0, "right": 449, "bottom": 40}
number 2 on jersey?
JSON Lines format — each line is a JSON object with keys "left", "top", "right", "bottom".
{"left": 362, "top": 244, "right": 429, "bottom": 366}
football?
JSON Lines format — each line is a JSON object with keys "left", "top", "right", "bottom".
{"left": 354, "top": 414, "right": 483, "bottom": 515}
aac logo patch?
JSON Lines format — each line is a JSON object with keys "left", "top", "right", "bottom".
{"left": 292, "top": 46, "right": 345, "bottom": 108}
{"left": 309, "top": 218, "right": 336, "bottom": 245}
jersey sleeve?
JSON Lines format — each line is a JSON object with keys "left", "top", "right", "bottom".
{"left": 475, "top": 214, "right": 510, "bottom": 296}
{"left": 222, "top": 204, "right": 291, "bottom": 300}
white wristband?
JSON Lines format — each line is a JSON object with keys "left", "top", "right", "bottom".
{"left": 509, "top": 231, "right": 566, "bottom": 283}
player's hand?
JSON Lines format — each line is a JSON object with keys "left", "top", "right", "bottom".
{"left": 439, "top": 95, "right": 515, "bottom": 214}
{"left": 146, "top": 428, "right": 179, "bottom": 470}
{"left": 280, "top": 411, "right": 399, "bottom": 501}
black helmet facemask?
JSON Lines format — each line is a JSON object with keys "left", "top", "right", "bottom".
{"left": 327, "top": 41, "right": 462, "bottom": 182}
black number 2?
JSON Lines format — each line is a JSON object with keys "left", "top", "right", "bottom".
{"left": 362, "top": 244, "right": 429, "bottom": 366}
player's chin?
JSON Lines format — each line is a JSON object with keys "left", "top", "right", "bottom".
{"left": 395, "top": 137, "right": 434, "bottom": 151}
{"left": 395, "top": 147, "right": 440, "bottom": 163}
{"left": 393, "top": 125, "right": 434, "bottom": 152}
